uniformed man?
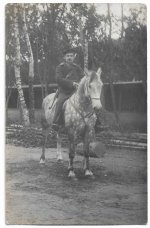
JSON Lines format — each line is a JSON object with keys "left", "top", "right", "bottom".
{"left": 52, "top": 48, "right": 85, "bottom": 131}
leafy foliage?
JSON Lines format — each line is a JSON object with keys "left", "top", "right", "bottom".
{"left": 6, "top": 3, "right": 147, "bottom": 86}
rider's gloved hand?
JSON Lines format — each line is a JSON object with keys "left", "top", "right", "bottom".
{"left": 73, "top": 82, "right": 79, "bottom": 90}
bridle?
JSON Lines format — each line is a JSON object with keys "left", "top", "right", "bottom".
{"left": 84, "top": 77, "right": 100, "bottom": 102}
{"left": 68, "top": 74, "right": 101, "bottom": 125}
{"left": 91, "top": 97, "right": 100, "bottom": 100}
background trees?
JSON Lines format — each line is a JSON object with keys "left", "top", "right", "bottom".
{"left": 6, "top": 3, "right": 147, "bottom": 124}
{"left": 6, "top": 3, "right": 147, "bottom": 84}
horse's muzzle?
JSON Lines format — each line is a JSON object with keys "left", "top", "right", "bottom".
{"left": 94, "top": 106, "right": 103, "bottom": 113}
{"left": 93, "top": 99, "right": 102, "bottom": 111}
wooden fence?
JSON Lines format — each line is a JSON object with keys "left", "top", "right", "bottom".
{"left": 7, "top": 81, "right": 147, "bottom": 113}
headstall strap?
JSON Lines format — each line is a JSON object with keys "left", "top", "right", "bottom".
{"left": 91, "top": 98, "right": 100, "bottom": 100}
{"left": 85, "top": 79, "right": 100, "bottom": 101}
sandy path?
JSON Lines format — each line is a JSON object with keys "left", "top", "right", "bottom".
{"left": 6, "top": 144, "right": 147, "bottom": 225}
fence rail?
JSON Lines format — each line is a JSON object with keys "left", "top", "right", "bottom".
{"left": 7, "top": 81, "right": 147, "bottom": 113}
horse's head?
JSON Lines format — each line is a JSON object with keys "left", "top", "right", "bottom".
{"left": 84, "top": 68, "right": 103, "bottom": 112}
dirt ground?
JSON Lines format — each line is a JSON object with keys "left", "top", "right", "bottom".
{"left": 5, "top": 144, "right": 147, "bottom": 225}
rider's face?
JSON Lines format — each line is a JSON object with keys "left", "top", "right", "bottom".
{"left": 64, "top": 53, "right": 76, "bottom": 64}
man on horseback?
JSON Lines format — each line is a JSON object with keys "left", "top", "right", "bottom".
{"left": 52, "top": 47, "right": 85, "bottom": 131}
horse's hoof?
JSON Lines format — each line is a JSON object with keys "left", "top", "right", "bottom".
{"left": 68, "top": 170, "right": 75, "bottom": 177}
{"left": 85, "top": 169, "right": 94, "bottom": 178}
{"left": 68, "top": 170, "right": 77, "bottom": 181}
{"left": 57, "top": 155, "right": 63, "bottom": 161}
{"left": 85, "top": 169, "right": 93, "bottom": 176}
{"left": 39, "top": 159, "right": 45, "bottom": 164}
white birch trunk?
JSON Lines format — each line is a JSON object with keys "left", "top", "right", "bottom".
{"left": 78, "top": 14, "right": 88, "bottom": 71}
{"left": 22, "top": 4, "right": 35, "bottom": 123}
{"left": 14, "top": 5, "right": 30, "bottom": 126}
{"left": 121, "top": 4, "right": 124, "bottom": 39}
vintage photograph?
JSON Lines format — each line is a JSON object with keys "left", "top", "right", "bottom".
{"left": 5, "top": 3, "right": 147, "bottom": 225}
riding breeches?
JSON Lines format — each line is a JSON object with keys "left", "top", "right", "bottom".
{"left": 53, "top": 92, "right": 71, "bottom": 125}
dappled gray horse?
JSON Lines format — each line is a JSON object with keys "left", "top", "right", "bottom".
{"left": 40, "top": 68, "right": 103, "bottom": 179}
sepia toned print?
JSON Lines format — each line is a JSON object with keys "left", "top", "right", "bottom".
{"left": 6, "top": 3, "right": 147, "bottom": 225}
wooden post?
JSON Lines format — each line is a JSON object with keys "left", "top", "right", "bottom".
{"left": 142, "top": 81, "right": 147, "bottom": 95}
{"left": 110, "top": 83, "right": 119, "bottom": 123}
{"left": 107, "top": 3, "right": 120, "bottom": 124}
{"left": 118, "top": 91, "right": 122, "bottom": 112}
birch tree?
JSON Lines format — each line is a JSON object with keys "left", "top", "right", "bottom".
{"left": 22, "top": 4, "right": 35, "bottom": 123}
{"left": 78, "top": 11, "right": 88, "bottom": 70}
{"left": 121, "top": 4, "right": 124, "bottom": 39}
{"left": 13, "top": 4, "right": 30, "bottom": 126}
{"left": 74, "top": 4, "right": 88, "bottom": 70}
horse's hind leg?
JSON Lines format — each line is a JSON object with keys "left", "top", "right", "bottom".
{"left": 56, "top": 132, "right": 63, "bottom": 162}
{"left": 39, "top": 128, "right": 48, "bottom": 164}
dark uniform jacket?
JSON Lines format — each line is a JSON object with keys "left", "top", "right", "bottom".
{"left": 55, "top": 62, "right": 84, "bottom": 94}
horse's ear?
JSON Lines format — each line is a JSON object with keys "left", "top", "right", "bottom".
{"left": 97, "top": 67, "right": 102, "bottom": 79}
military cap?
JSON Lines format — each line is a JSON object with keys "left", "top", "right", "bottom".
{"left": 63, "top": 47, "right": 76, "bottom": 55}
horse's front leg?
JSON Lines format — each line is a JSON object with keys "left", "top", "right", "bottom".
{"left": 68, "top": 139, "right": 76, "bottom": 179}
{"left": 56, "top": 132, "right": 63, "bottom": 162}
{"left": 83, "top": 143, "right": 93, "bottom": 177}
{"left": 83, "top": 130, "right": 94, "bottom": 177}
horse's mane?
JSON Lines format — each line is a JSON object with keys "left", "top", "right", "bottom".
{"left": 76, "top": 76, "right": 87, "bottom": 96}
{"left": 79, "top": 76, "right": 87, "bottom": 86}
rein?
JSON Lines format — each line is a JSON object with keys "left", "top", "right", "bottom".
{"left": 68, "top": 71, "right": 101, "bottom": 125}
{"left": 91, "top": 98, "right": 100, "bottom": 100}
{"left": 69, "top": 98, "right": 94, "bottom": 126}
